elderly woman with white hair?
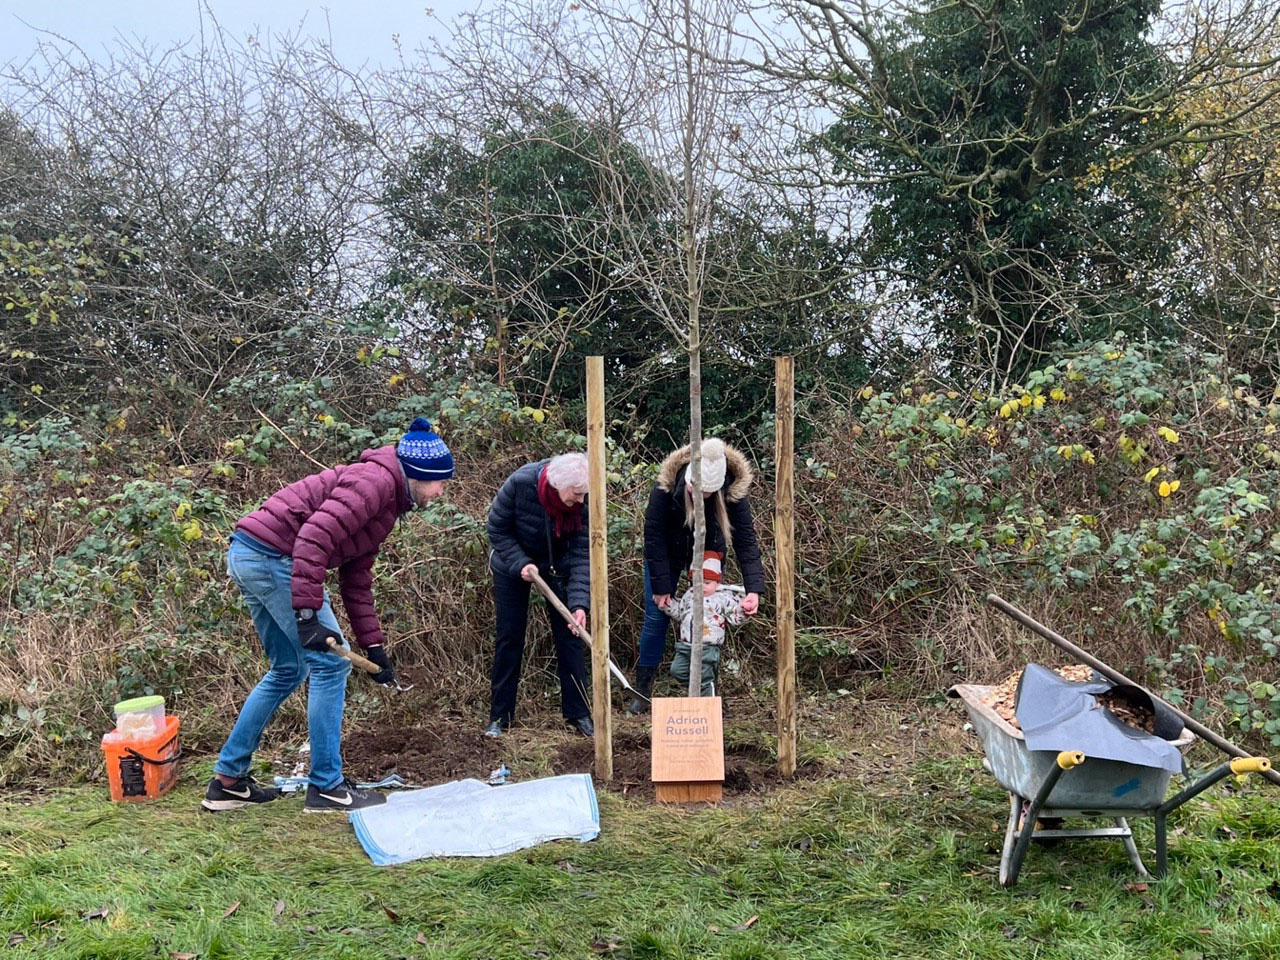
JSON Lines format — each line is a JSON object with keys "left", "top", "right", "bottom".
{"left": 485, "top": 453, "right": 594, "bottom": 737}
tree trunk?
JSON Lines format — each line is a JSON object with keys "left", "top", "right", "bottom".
{"left": 683, "top": 0, "right": 707, "bottom": 698}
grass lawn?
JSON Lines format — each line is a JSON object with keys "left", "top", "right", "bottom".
{"left": 2, "top": 707, "right": 1278, "bottom": 960}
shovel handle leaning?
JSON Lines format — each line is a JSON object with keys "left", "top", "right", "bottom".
{"left": 529, "top": 570, "right": 642, "bottom": 696}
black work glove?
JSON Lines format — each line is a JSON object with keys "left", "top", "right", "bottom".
{"left": 295, "top": 609, "right": 335, "bottom": 653}
{"left": 364, "top": 644, "right": 395, "bottom": 685}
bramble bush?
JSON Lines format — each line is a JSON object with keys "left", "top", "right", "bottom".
{"left": 799, "top": 339, "right": 1279, "bottom": 743}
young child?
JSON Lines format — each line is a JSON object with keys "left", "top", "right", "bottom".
{"left": 661, "top": 551, "right": 746, "bottom": 696}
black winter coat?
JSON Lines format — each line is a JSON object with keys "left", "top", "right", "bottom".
{"left": 487, "top": 460, "right": 591, "bottom": 611}
{"left": 643, "top": 443, "right": 766, "bottom": 597}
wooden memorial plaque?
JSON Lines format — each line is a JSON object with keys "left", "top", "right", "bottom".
{"left": 651, "top": 696, "right": 724, "bottom": 803}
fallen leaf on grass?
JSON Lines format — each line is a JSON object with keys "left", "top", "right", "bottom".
{"left": 222, "top": 902, "right": 241, "bottom": 919}
{"left": 8, "top": 933, "right": 28, "bottom": 947}
{"left": 556, "top": 860, "right": 582, "bottom": 874}
{"left": 1124, "top": 882, "right": 1149, "bottom": 894}
{"left": 84, "top": 908, "right": 110, "bottom": 921}
{"left": 274, "top": 900, "right": 286, "bottom": 917}
{"left": 416, "top": 932, "right": 430, "bottom": 946}
{"left": 591, "top": 938, "right": 621, "bottom": 954}
{"left": 1197, "top": 927, "right": 1214, "bottom": 935}
{"left": 730, "top": 915, "right": 759, "bottom": 932}
{"left": 383, "top": 906, "right": 401, "bottom": 923}
{"left": 170, "top": 953, "right": 197, "bottom": 959}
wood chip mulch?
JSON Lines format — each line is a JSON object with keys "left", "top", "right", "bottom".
{"left": 979, "top": 665, "right": 1156, "bottom": 734}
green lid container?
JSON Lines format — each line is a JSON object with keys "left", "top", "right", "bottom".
{"left": 114, "top": 696, "right": 165, "bottom": 715}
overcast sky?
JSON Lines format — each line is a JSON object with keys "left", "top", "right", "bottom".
{"left": 0, "top": 0, "right": 483, "bottom": 71}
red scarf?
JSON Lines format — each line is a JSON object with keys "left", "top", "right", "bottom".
{"left": 537, "top": 466, "right": 584, "bottom": 539}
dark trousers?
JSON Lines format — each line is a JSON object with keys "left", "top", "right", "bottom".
{"left": 490, "top": 569, "right": 590, "bottom": 724}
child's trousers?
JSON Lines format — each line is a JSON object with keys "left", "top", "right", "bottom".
{"left": 670, "top": 642, "right": 721, "bottom": 697}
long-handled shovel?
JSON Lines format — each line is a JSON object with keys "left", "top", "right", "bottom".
{"left": 325, "top": 638, "right": 416, "bottom": 693}
{"left": 529, "top": 570, "right": 646, "bottom": 701}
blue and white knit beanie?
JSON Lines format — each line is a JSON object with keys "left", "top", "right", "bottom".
{"left": 397, "top": 417, "right": 455, "bottom": 480}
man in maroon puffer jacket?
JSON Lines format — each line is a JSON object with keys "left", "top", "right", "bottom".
{"left": 201, "top": 418, "right": 453, "bottom": 814}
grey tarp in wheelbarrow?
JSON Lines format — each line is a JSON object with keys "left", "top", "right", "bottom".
{"left": 950, "top": 669, "right": 1271, "bottom": 886}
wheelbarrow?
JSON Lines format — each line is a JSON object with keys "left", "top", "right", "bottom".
{"left": 950, "top": 683, "right": 1272, "bottom": 887}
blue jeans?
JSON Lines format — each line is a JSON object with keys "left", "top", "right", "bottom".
{"left": 215, "top": 535, "right": 351, "bottom": 789}
{"left": 638, "top": 564, "right": 674, "bottom": 669}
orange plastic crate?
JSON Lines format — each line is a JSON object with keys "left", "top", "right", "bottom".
{"left": 101, "top": 715, "right": 182, "bottom": 802}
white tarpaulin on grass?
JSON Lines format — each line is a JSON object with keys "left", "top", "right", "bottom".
{"left": 349, "top": 773, "right": 600, "bottom": 865}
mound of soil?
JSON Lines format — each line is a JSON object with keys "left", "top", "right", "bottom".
{"left": 343, "top": 720, "right": 505, "bottom": 786}
{"left": 552, "top": 730, "right": 818, "bottom": 801}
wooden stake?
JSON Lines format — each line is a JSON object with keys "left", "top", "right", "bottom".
{"left": 775, "top": 356, "right": 797, "bottom": 778}
{"left": 586, "top": 355, "right": 613, "bottom": 781}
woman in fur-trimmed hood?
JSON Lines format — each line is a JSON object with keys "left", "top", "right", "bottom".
{"left": 630, "top": 438, "right": 764, "bottom": 712}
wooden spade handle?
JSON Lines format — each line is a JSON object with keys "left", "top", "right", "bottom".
{"left": 326, "top": 637, "right": 381, "bottom": 674}
{"left": 528, "top": 570, "right": 637, "bottom": 693}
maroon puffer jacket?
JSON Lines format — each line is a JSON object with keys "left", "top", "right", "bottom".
{"left": 236, "top": 445, "right": 411, "bottom": 648}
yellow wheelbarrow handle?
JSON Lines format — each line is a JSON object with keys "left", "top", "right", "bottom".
{"left": 1056, "top": 751, "right": 1086, "bottom": 770}
{"left": 1229, "top": 757, "right": 1272, "bottom": 776}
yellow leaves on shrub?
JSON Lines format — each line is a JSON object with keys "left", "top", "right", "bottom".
{"left": 1019, "top": 394, "right": 1033, "bottom": 409}
{"left": 175, "top": 501, "right": 192, "bottom": 520}
{"left": 1267, "top": 424, "right": 1278, "bottom": 436}
{"left": 859, "top": 386, "right": 874, "bottom": 400}
{"left": 1215, "top": 397, "right": 1230, "bottom": 410}
{"left": 1104, "top": 350, "right": 1125, "bottom": 361}
{"left": 1032, "top": 395, "right": 1046, "bottom": 410}
{"left": 388, "top": 374, "right": 406, "bottom": 388}
{"left": 521, "top": 406, "right": 546, "bottom": 423}
{"left": 1057, "top": 444, "right": 1096, "bottom": 466}
{"left": 317, "top": 413, "right": 337, "bottom": 428}
{"left": 181, "top": 519, "right": 203, "bottom": 541}
{"left": 1158, "top": 479, "right": 1181, "bottom": 498}
{"left": 984, "top": 426, "right": 1000, "bottom": 447}
{"left": 1050, "top": 387, "right": 1068, "bottom": 402}
{"left": 999, "top": 403, "right": 1014, "bottom": 419}
{"left": 1143, "top": 467, "right": 1162, "bottom": 483}
{"left": 1157, "top": 426, "right": 1180, "bottom": 444}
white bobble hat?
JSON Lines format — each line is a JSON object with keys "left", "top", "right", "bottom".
{"left": 685, "top": 438, "right": 727, "bottom": 493}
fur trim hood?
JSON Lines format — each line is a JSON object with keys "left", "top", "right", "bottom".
{"left": 656, "top": 442, "right": 754, "bottom": 502}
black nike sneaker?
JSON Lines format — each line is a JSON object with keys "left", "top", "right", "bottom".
{"left": 303, "top": 777, "right": 388, "bottom": 813}
{"left": 201, "top": 776, "right": 282, "bottom": 812}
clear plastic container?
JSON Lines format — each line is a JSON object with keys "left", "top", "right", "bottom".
{"left": 113, "top": 696, "right": 165, "bottom": 739}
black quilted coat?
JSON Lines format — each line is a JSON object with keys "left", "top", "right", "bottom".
{"left": 486, "top": 459, "right": 591, "bottom": 611}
